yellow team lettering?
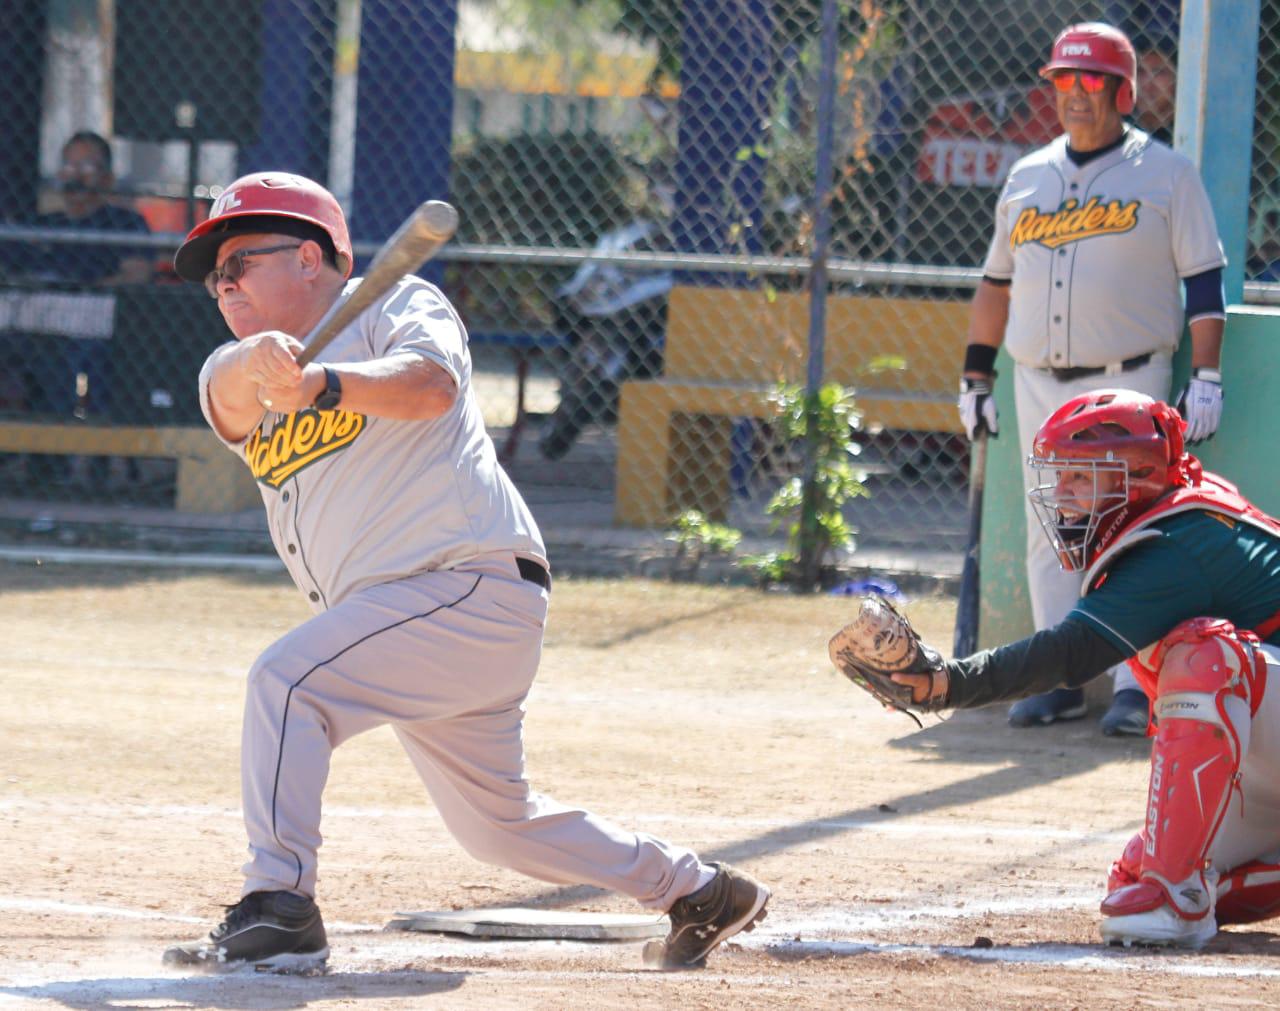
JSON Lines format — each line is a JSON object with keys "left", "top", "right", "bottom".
{"left": 244, "top": 407, "right": 366, "bottom": 488}
{"left": 1010, "top": 196, "right": 1140, "bottom": 250}
{"left": 292, "top": 413, "right": 319, "bottom": 456}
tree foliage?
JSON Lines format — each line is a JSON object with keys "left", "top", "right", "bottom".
{"left": 568, "top": 1, "right": 875, "bottom": 86}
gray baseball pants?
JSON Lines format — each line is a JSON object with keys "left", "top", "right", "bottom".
{"left": 1013, "top": 354, "right": 1173, "bottom": 695}
{"left": 238, "top": 551, "right": 710, "bottom": 909}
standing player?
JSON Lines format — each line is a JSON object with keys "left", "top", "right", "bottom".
{"left": 958, "top": 22, "right": 1228, "bottom": 735}
{"left": 834, "top": 389, "right": 1280, "bottom": 948}
{"left": 160, "top": 172, "right": 769, "bottom": 973}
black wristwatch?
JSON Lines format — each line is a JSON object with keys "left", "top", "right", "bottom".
{"left": 313, "top": 366, "right": 342, "bottom": 411}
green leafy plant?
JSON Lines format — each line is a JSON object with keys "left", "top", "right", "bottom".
{"left": 666, "top": 509, "right": 743, "bottom": 578}
{"left": 740, "top": 382, "right": 868, "bottom": 589}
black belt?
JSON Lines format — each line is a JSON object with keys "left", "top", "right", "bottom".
{"left": 1046, "top": 353, "right": 1152, "bottom": 382}
{"left": 516, "top": 556, "right": 551, "bottom": 590}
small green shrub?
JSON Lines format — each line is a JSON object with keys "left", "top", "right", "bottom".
{"left": 666, "top": 509, "right": 743, "bottom": 578}
{"left": 739, "top": 381, "right": 868, "bottom": 589}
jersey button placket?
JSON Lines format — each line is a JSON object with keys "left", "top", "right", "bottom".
{"left": 1059, "top": 178, "right": 1095, "bottom": 365}
{"left": 1049, "top": 241, "right": 1071, "bottom": 365}
{"left": 276, "top": 480, "right": 309, "bottom": 599}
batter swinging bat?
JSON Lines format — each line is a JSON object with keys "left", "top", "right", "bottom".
{"left": 952, "top": 427, "right": 987, "bottom": 658}
{"left": 297, "top": 199, "right": 459, "bottom": 367}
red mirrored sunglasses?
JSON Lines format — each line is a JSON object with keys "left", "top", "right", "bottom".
{"left": 1051, "top": 71, "right": 1109, "bottom": 95}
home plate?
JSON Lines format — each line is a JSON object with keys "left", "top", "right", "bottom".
{"left": 386, "top": 907, "right": 669, "bottom": 941}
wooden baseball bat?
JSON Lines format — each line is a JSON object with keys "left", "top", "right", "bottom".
{"left": 296, "top": 199, "right": 459, "bottom": 367}
{"left": 952, "top": 427, "right": 987, "bottom": 658}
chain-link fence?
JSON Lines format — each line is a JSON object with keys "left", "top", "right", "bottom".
{"left": 0, "top": 0, "right": 1275, "bottom": 565}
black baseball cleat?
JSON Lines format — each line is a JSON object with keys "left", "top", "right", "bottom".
{"left": 643, "top": 863, "right": 770, "bottom": 970}
{"left": 163, "top": 890, "right": 329, "bottom": 974}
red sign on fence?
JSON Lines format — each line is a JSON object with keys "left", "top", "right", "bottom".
{"left": 916, "top": 83, "right": 1060, "bottom": 188}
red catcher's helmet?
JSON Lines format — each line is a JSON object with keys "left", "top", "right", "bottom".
{"left": 1027, "top": 389, "right": 1188, "bottom": 571}
{"left": 174, "top": 171, "right": 353, "bottom": 284}
{"left": 1040, "top": 22, "right": 1138, "bottom": 115}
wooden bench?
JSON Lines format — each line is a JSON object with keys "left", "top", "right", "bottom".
{"left": 0, "top": 422, "right": 260, "bottom": 512}
{"left": 0, "top": 330, "right": 563, "bottom": 515}
{"left": 614, "top": 286, "right": 969, "bottom": 526}
{"left": 0, "top": 286, "right": 259, "bottom": 513}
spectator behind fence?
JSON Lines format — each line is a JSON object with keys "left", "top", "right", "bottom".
{"left": 1134, "top": 47, "right": 1176, "bottom": 145}
{"left": 1248, "top": 196, "right": 1280, "bottom": 283}
{"left": 0, "top": 131, "right": 153, "bottom": 485}
{"left": 25, "top": 131, "right": 153, "bottom": 405}
{"left": 956, "top": 22, "right": 1227, "bottom": 737}
{"left": 33, "top": 130, "right": 152, "bottom": 287}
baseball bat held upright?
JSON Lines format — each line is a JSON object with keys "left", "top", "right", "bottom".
{"left": 952, "top": 428, "right": 987, "bottom": 658}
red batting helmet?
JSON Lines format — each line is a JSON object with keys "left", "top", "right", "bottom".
{"left": 1040, "top": 22, "right": 1138, "bottom": 116}
{"left": 1027, "top": 389, "right": 1188, "bottom": 571}
{"left": 174, "top": 171, "right": 353, "bottom": 284}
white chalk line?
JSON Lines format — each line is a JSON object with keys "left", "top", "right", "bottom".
{"left": 776, "top": 893, "right": 1094, "bottom": 935}
{"left": 0, "top": 545, "right": 283, "bottom": 572}
{"left": 1, "top": 890, "right": 1277, "bottom": 989}
{"left": 0, "top": 796, "right": 1133, "bottom": 844}
{"left": 763, "top": 937, "right": 1280, "bottom": 978}
{"left": 0, "top": 892, "right": 1086, "bottom": 935}
{"left": 0, "top": 805, "right": 1185, "bottom": 997}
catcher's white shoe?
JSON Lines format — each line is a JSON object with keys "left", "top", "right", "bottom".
{"left": 1100, "top": 902, "right": 1217, "bottom": 949}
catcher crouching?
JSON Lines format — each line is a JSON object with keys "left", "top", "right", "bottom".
{"left": 830, "top": 389, "right": 1280, "bottom": 949}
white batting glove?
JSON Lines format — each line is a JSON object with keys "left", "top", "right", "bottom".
{"left": 958, "top": 377, "right": 998, "bottom": 440}
{"left": 1176, "top": 368, "right": 1223, "bottom": 445}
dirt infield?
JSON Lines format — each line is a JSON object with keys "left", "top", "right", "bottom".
{"left": 1, "top": 559, "right": 1277, "bottom": 1009}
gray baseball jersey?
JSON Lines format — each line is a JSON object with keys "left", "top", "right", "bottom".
{"left": 983, "top": 127, "right": 1225, "bottom": 369}
{"left": 197, "top": 273, "right": 712, "bottom": 910}
{"left": 199, "top": 276, "right": 546, "bottom": 609}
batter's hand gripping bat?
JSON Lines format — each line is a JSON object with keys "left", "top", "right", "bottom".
{"left": 952, "top": 426, "right": 987, "bottom": 658}
{"left": 296, "top": 199, "right": 459, "bottom": 367}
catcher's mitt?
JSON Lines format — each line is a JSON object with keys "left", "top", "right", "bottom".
{"left": 828, "top": 595, "right": 946, "bottom": 726}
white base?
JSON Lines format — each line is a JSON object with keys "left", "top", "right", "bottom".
{"left": 387, "top": 907, "right": 669, "bottom": 941}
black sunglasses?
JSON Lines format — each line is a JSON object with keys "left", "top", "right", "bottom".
{"left": 204, "top": 243, "right": 302, "bottom": 298}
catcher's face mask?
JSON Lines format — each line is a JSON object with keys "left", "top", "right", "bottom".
{"left": 1027, "top": 390, "right": 1187, "bottom": 572}
{"left": 1027, "top": 454, "right": 1129, "bottom": 572}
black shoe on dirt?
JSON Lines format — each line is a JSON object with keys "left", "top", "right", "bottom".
{"left": 163, "top": 890, "right": 329, "bottom": 973}
{"left": 643, "top": 863, "right": 770, "bottom": 970}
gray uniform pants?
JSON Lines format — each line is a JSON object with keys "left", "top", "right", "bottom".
{"left": 1210, "top": 643, "right": 1280, "bottom": 872}
{"left": 239, "top": 552, "right": 708, "bottom": 909}
{"left": 1013, "top": 354, "right": 1173, "bottom": 696}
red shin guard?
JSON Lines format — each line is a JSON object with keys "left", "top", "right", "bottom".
{"left": 1103, "top": 619, "right": 1262, "bottom": 922}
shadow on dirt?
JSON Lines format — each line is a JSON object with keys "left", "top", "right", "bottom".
{"left": 495, "top": 704, "right": 1150, "bottom": 914}
{"left": 0, "top": 968, "right": 467, "bottom": 1010}
{"left": 764, "top": 934, "right": 1280, "bottom": 967}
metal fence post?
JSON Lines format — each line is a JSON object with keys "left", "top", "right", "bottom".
{"left": 798, "top": 0, "right": 838, "bottom": 589}
{"left": 1175, "top": 1, "right": 1262, "bottom": 304}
